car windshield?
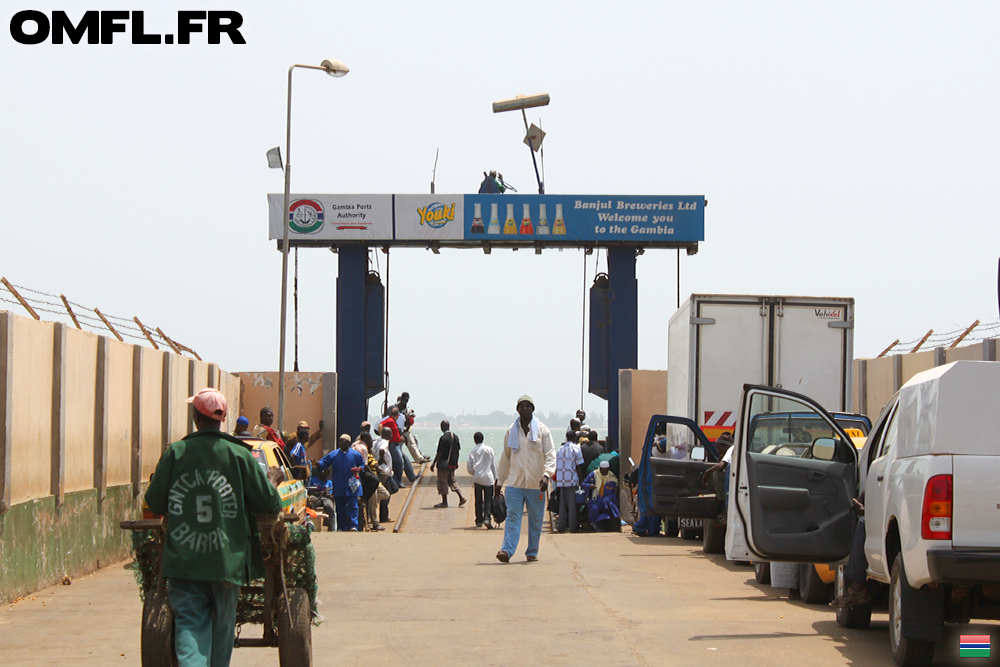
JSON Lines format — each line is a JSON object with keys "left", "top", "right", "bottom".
{"left": 747, "top": 411, "right": 839, "bottom": 454}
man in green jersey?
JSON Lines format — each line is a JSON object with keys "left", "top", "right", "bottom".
{"left": 145, "top": 388, "right": 282, "bottom": 667}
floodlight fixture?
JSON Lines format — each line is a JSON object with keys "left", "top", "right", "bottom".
{"left": 492, "top": 93, "right": 550, "bottom": 114}
{"left": 491, "top": 92, "right": 550, "bottom": 194}
{"left": 266, "top": 146, "right": 283, "bottom": 169}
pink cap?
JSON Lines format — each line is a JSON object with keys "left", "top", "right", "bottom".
{"left": 186, "top": 388, "right": 228, "bottom": 422}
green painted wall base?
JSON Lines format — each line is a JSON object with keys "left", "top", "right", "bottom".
{"left": 0, "top": 484, "right": 141, "bottom": 604}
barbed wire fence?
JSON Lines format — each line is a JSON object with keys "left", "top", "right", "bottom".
{"left": 1, "top": 277, "right": 201, "bottom": 360}
{"left": 876, "top": 319, "right": 1000, "bottom": 358}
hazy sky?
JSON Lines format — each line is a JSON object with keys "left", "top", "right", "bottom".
{"left": 3, "top": 2, "right": 998, "bottom": 418}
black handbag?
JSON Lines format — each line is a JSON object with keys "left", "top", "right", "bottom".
{"left": 385, "top": 475, "right": 400, "bottom": 495}
{"left": 491, "top": 490, "right": 507, "bottom": 524}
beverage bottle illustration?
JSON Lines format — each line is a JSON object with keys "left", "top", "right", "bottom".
{"left": 470, "top": 202, "right": 485, "bottom": 234}
{"left": 519, "top": 203, "right": 534, "bottom": 235}
{"left": 487, "top": 203, "right": 501, "bottom": 234}
{"left": 503, "top": 203, "right": 517, "bottom": 234}
{"left": 536, "top": 203, "right": 550, "bottom": 235}
{"left": 553, "top": 203, "right": 567, "bottom": 235}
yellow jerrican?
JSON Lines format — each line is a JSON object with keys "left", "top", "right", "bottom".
{"left": 417, "top": 203, "right": 456, "bottom": 225}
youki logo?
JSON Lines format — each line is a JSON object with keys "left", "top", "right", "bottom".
{"left": 417, "top": 202, "right": 455, "bottom": 228}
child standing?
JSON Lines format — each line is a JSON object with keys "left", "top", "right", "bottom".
{"left": 466, "top": 432, "right": 498, "bottom": 528}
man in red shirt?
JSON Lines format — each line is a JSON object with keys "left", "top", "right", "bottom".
{"left": 379, "top": 407, "right": 417, "bottom": 487}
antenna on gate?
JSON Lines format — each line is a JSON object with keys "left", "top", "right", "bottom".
{"left": 430, "top": 148, "right": 439, "bottom": 194}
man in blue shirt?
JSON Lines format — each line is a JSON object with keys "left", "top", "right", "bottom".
{"left": 313, "top": 434, "right": 365, "bottom": 531}
{"left": 288, "top": 422, "right": 309, "bottom": 468}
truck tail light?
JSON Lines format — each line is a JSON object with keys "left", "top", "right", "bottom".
{"left": 921, "top": 474, "right": 952, "bottom": 540}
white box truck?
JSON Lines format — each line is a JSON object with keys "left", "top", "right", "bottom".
{"left": 637, "top": 294, "right": 858, "bottom": 553}
{"left": 667, "top": 294, "right": 856, "bottom": 438}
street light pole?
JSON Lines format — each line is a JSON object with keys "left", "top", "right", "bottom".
{"left": 277, "top": 60, "right": 348, "bottom": 435}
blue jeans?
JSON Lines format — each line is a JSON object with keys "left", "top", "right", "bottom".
{"left": 335, "top": 495, "right": 359, "bottom": 531}
{"left": 501, "top": 486, "right": 545, "bottom": 558}
{"left": 389, "top": 442, "right": 416, "bottom": 485}
{"left": 167, "top": 579, "right": 240, "bottom": 667}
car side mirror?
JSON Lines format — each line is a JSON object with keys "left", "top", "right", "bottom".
{"left": 690, "top": 445, "right": 706, "bottom": 461}
{"left": 812, "top": 438, "right": 836, "bottom": 461}
{"left": 292, "top": 465, "right": 310, "bottom": 480}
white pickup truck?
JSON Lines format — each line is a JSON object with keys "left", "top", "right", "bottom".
{"left": 725, "top": 361, "right": 1000, "bottom": 667}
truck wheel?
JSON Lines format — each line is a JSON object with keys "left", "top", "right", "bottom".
{"left": 278, "top": 587, "right": 312, "bottom": 667}
{"left": 799, "top": 564, "right": 833, "bottom": 604}
{"left": 703, "top": 519, "right": 725, "bottom": 554}
{"left": 834, "top": 564, "right": 872, "bottom": 629}
{"left": 141, "top": 585, "right": 177, "bottom": 667}
{"left": 664, "top": 518, "right": 679, "bottom": 538}
{"left": 889, "top": 554, "right": 935, "bottom": 667}
{"left": 680, "top": 526, "right": 698, "bottom": 540}
{"left": 754, "top": 562, "right": 771, "bottom": 585}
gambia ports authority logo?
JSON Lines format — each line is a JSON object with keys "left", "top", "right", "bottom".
{"left": 417, "top": 202, "right": 455, "bottom": 229}
{"left": 289, "top": 199, "right": 324, "bottom": 234}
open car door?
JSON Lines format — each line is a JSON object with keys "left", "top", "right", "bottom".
{"left": 637, "top": 415, "right": 719, "bottom": 519}
{"left": 726, "top": 385, "right": 858, "bottom": 563}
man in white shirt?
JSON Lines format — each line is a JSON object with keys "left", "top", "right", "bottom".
{"left": 372, "top": 427, "right": 395, "bottom": 523}
{"left": 466, "top": 431, "right": 498, "bottom": 528}
{"left": 496, "top": 395, "right": 556, "bottom": 563}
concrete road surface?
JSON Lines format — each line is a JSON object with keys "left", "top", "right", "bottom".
{"left": 1, "top": 470, "right": 995, "bottom": 666}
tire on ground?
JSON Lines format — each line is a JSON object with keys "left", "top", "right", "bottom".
{"left": 889, "top": 554, "right": 935, "bottom": 667}
{"left": 663, "top": 518, "right": 679, "bottom": 538}
{"left": 798, "top": 563, "right": 834, "bottom": 604}
{"left": 278, "top": 587, "right": 312, "bottom": 667}
{"left": 141, "top": 585, "right": 177, "bottom": 667}
{"left": 754, "top": 562, "right": 771, "bottom": 585}
{"left": 680, "top": 525, "right": 699, "bottom": 540}
{"left": 702, "top": 519, "right": 725, "bottom": 554}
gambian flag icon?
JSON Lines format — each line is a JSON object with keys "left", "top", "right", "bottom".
{"left": 959, "top": 635, "right": 990, "bottom": 658}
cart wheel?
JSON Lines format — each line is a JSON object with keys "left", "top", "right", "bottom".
{"left": 278, "top": 587, "right": 312, "bottom": 667}
{"left": 141, "top": 585, "right": 177, "bottom": 667}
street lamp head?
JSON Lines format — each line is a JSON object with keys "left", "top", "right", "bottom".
{"left": 320, "top": 59, "right": 349, "bottom": 77}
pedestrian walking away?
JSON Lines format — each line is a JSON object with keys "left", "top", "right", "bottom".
{"left": 431, "top": 420, "right": 466, "bottom": 508}
{"left": 466, "top": 431, "right": 498, "bottom": 528}
{"left": 144, "top": 388, "right": 282, "bottom": 667}
{"left": 555, "top": 430, "right": 586, "bottom": 533}
{"left": 495, "top": 395, "right": 556, "bottom": 563}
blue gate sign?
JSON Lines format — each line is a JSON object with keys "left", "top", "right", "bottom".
{"left": 463, "top": 194, "right": 703, "bottom": 244}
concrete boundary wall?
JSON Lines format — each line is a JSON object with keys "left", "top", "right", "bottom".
{"left": 854, "top": 338, "right": 998, "bottom": 419}
{"left": 0, "top": 310, "right": 238, "bottom": 603}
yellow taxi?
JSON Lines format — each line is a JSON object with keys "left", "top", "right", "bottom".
{"left": 246, "top": 438, "right": 308, "bottom": 520}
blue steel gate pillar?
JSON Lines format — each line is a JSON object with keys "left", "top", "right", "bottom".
{"left": 606, "top": 246, "right": 638, "bottom": 453}
{"left": 337, "top": 245, "right": 368, "bottom": 439}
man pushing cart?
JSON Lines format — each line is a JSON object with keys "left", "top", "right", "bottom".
{"left": 123, "top": 388, "right": 316, "bottom": 667}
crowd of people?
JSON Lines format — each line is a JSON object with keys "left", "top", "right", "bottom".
{"left": 236, "top": 394, "right": 620, "bottom": 555}
{"left": 234, "top": 392, "right": 438, "bottom": 533}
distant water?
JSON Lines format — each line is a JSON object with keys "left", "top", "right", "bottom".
{"left": 409, "top": 426, "right": 508, "bottom": 464}
{"left": 409, "top": 420, "right": 603, "bottom": 463}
